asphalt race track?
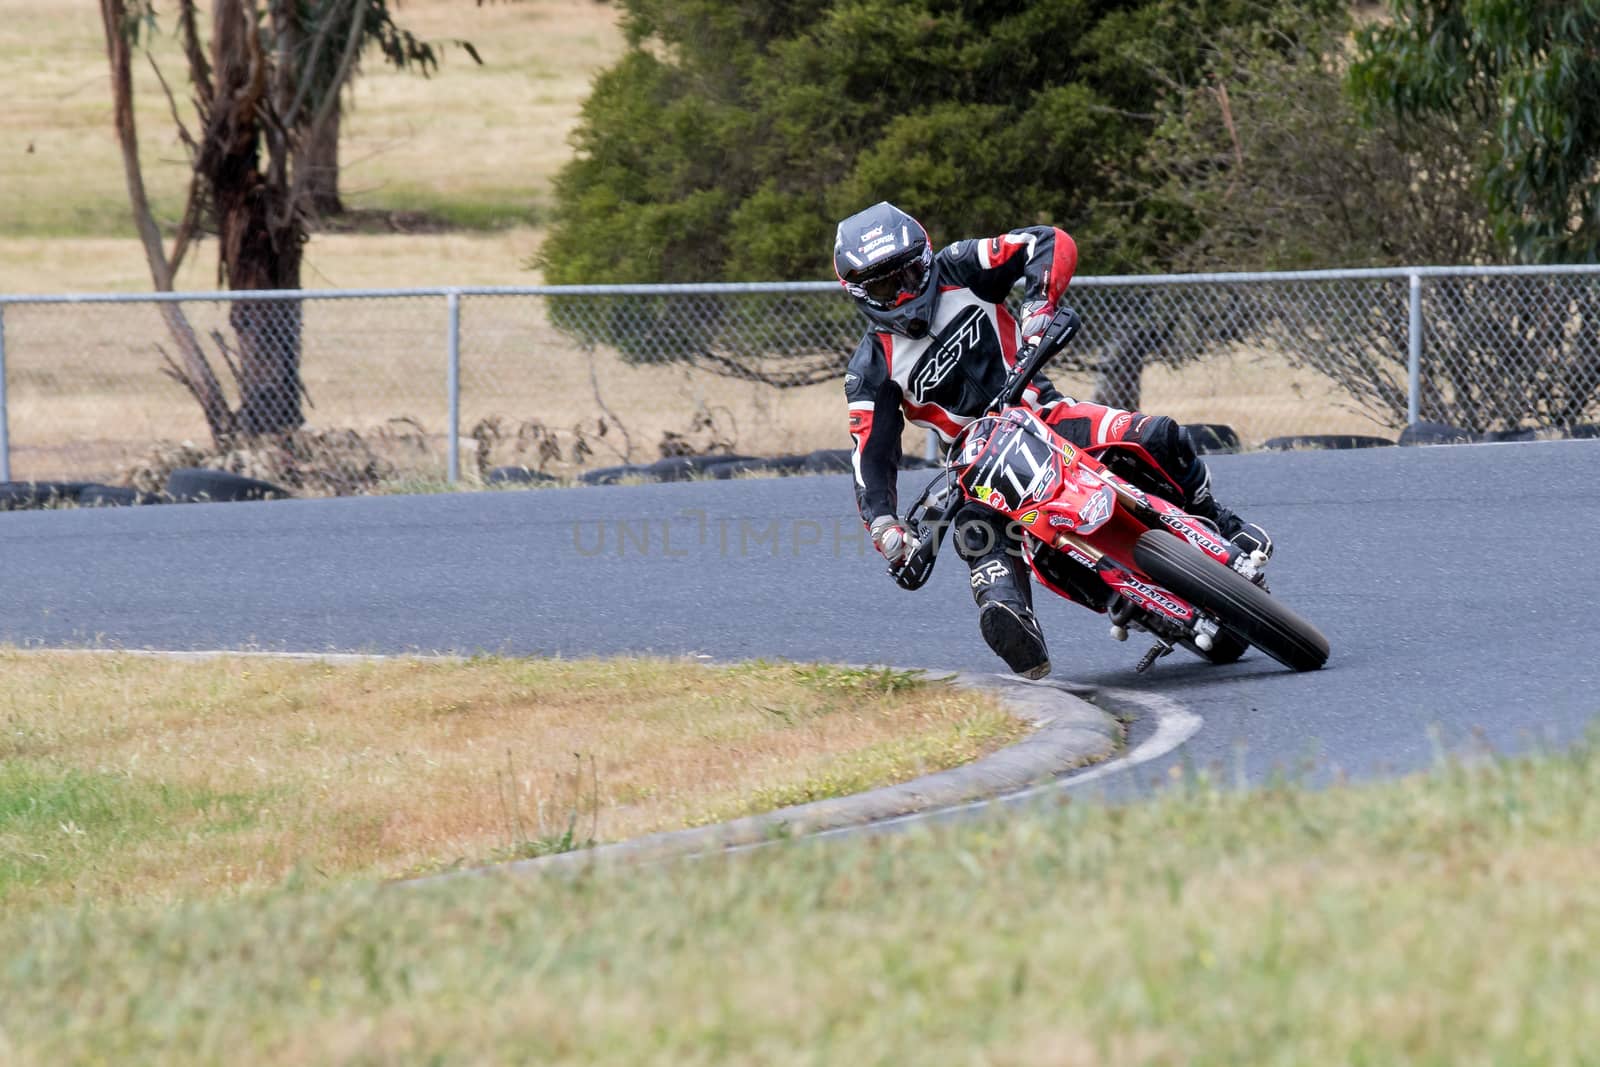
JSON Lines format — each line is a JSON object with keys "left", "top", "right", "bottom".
{"left": 2, "top": 439, "right": 1596, "bottom": 792}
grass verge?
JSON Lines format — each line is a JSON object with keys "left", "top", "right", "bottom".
{"left": 0, "top": 652, "right": 1022, "bottom": 914}
{"left": 4, "top": 733, "right": 1600, "bottom": 1063}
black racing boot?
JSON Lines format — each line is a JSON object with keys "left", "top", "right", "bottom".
{"left": 1223, "top": 512, "right": 1273, "bottom": 560}
{"left": 977, "top": 594, "right": 1051, "bottom": 680}
{"left": 955, "top": 504, "right": 1051, "bottom": 679}
{"left": 1177, "top": 453, "right": 1274, "bottom": 561}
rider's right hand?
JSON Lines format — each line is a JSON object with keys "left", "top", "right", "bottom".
{"left": 869, "top": 514, "right": 914, "bottom": 565}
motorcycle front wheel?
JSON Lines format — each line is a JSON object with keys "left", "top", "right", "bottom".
{"left": 1132, "top": 529, "right": 1329, "bottom": 672}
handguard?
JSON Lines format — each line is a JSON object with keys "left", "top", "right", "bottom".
{"left": 890, "top": 470, "right": 959, "bottom": 591}
{"left": 891, "top": 535, "right": 938, "bottom": 591}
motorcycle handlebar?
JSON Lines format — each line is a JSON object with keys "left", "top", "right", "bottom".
{"left": 992, "top": 305, "right": 1082, "bottom": 412}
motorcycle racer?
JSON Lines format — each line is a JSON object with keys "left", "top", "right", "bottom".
{"left": 835, "top": 200, "right": 1270, "bottom": 679}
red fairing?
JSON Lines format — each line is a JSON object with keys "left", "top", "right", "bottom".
{"left": 950, "top": 410, "right": 1203, "bottom": 625}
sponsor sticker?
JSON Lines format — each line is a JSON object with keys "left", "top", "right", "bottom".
{"left": 909, "top": 306, "right": 987, "bottom": 402}
{"left": 970, "top": 559, "right": 1010, "bottom": 588}
{"left": 1018, "top": 510, "right": 1039, "bottom": 525}
{"left": 1078, "top": 487, "right": 1112, "bottom": 530}
{"left": 1121, "top": 575, "right": 1191, "bottom": 618}
{"left": 1159, "top": 512, "right": 1226, "bottom": 556}
{"left": 1065, "top": 548, "right": 1098, "bottom": 569}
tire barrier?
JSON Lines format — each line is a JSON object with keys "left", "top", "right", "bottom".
{"left": 165, "top": 468, "right": 290, "bottom": 503}
{"left": 702, "top": 455, "right": 810, "bottom": 480}
{"left": 0, "top": 481, "right": 94, "bottom": 511}
{"left": 1263, "top": 434, "right": 1396, "bottom": 451}
{"left": 1397, "top": 421, "right": 1551, "bottom": 446}
{"left": 577, "top": 449, "right": 947, "bottom": 485}
{"left": 77, "top": 485, "right": 169, "bottom": 507}
{"left": 486, "top": 465, "right": 559, "bottom": 486}
{"left": 801, "top": 449, "right": 853, "bottom": 474}
{"left": 1186, "top": 423, "right": 1242, "bottom": 455}
{"left": 12, "top": 421, "right": 1587, "bottom": 513}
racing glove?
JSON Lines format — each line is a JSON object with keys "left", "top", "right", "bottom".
{"left": 1018, "top": 300, "right": 1053, "bottom": 347}
{"left": 869, "top": 514, "right": 913, "bottom": 565}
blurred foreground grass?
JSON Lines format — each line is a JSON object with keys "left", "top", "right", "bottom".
{"left": 5, "top": 724, "right": 1600, "bottom": 1063}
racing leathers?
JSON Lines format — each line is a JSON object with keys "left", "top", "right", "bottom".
{"left": 845, "top": 225, "right": 1234, "bottom": 678}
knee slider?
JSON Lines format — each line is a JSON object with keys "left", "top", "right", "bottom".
{"left": 955, "top": 516, "right": 1001, "bottom": 562}
{"left": 1137, "top": 414, "right": 1192, "bottom": 470}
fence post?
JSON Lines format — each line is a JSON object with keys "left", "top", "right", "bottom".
{"left": 0, "top": 303, "right": 10, "bottom": 482}
{"left": 447, "top": 290, "right": 461, "bottom": 484}
{"left": 1407, "top": 273, "right": 1422, "bottom": 427}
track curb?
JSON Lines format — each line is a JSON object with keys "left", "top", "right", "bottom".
{"left": 412, "top": 672, "right": 1122, "bottom": 883}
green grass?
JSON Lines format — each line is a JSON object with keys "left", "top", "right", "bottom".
{"left": 6, "top": 734, "right": 1600, "bottom": 1063}
{"left": 0, "top": 762, "right": 270, "bottom": 893}
{"left": 337, "top": 186, "right": 548, "bottom": 233}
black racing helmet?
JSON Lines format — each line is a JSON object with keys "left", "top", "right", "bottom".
{"left": 833, "top": 202, "right": 939, "bottom": 338}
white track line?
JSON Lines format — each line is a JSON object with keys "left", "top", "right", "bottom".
{"left": 752, "top": 685, "right": 1203, "bottom": 847}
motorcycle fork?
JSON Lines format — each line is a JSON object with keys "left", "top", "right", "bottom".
{"left": 1050, "top": 524, "right": 1208, "bottom": 657}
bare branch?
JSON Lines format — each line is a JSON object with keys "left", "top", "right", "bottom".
{"left": 167, "top": 173, "right": 206, "bottom": 275}
{"left": 585, "top": 345, "right": 635, "bottom": 463}
{"left": 146, "top": 48, "right": 200, "bottom": 159}
{"left": 289, "top": 0, "right": 368, "bottom": 214}
{"left": 282, "top": 0, "right": 354, "bottom": 128}
{"left": 99, "top": 0, "right": 174, "bottom": 291}
{"left": 177, "top": 0, "right": 212, "bottom": 110}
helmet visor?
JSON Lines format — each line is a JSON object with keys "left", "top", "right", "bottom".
{"left": 852, "top": 256, "right": 929, "bottom": 310}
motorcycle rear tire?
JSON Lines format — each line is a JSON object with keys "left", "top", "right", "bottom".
{"left": 1133, "top": 529, "right": 1329, "bottom": 672}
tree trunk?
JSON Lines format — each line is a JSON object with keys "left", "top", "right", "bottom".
{"left": 1093, "top": 331, "right": 1158, "bottom": 412}
{"left": 303, "top": 97, "right": 344, "bottom": 216}
{"left": 218, "top": 172, "right": 305, "bottom": 435}
{"left": 211, "top": 0, "right": 306, "bottom": 437}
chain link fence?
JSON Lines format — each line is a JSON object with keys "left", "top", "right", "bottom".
{"left": 3, "top": 266, "right": 1598, "bottom": 489}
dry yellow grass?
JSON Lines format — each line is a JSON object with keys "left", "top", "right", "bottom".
{"left": 0, "top": 652, "right": 1023, "bottom": 910}
{"left": 0, "top": 0, "right": 622, "bottom": 248}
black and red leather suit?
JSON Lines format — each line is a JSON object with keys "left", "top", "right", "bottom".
{"left": 845, "top": 226, "right": 1215, "bottom": 599}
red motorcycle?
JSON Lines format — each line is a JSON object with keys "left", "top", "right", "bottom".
{"left": 894, "top": 307, "right": 1329, "bottom": 674}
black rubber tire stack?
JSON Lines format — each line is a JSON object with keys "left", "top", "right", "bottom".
{"left": 0, "top": 481, "right": 93, "bottom": 511}
{"left": 165, "top": 468, "right": 289, "bottom": 503}
{"left": 1263, "top": 434, "right": 1395, "bottom": 451}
